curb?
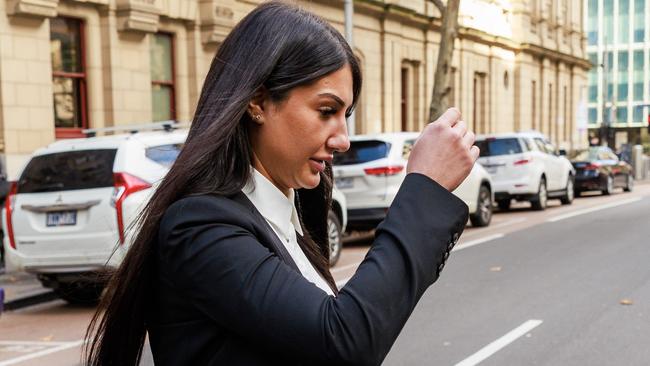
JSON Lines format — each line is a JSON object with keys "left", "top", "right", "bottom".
{"left": 2, "top": 289, "right": 59, "bottom": 311}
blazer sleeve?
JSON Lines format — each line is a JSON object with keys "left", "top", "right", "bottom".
{"left": 158, "top": 172, "right": 468, "bottom": 366}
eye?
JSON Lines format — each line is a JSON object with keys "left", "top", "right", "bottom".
{"left": 319, "top": 107, "right": 337, "bottom": 118}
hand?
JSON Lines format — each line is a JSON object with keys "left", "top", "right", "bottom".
{"left": 406, "top": 108, "right": 479, "bottom": 192}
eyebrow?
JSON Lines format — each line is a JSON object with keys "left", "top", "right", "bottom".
{"left": 318, "top": 93, "right": 346, "bottom": 108}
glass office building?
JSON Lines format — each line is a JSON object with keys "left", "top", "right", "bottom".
{"left": 586, "top": 0, "right": 649, "bottom": 145}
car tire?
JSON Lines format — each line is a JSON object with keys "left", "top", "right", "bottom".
{"left": 623, "top": 174, "right": 634, "bottom": 192}
{"left": 327, "top": 210, "right": 343, "bottom": 267}
{"left": 560, "top": 176, "right": 575, "bottom": 205}
{"left": 54, "top": 282, "right": 104, "bottom": 305}
{"left": 531, "top": 177, "right": 547, "bottom": 211}
{"left": 470, "top": 185, "right": 492, "bottom": 227}
{"left": 602, "top": 175, "right": 614, "bottom": 195}
{"left": 497, "top": 199, "right": 511, "bottom": 211}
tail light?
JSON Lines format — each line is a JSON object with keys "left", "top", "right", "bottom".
{"left": 4, "top": 182, "right": 17, "bottom": 249}
{"left": 514, "top": 159, "right": 532, "bottom": 166}
{"left": 364, "top": 166, "right": 404, "bottom": 176}
{"left": 112, "top": 173, "right": 151, "bottom": 244}
{"left": 584, "top": 163, "right": 601, "bottom": 170}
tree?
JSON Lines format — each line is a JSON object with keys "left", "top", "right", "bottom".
{"left": 427, "top": 0, "right": 461, "bottom": 123}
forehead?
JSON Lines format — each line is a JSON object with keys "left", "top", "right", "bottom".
{"left": 293, "top": 65, "right": 353, "bottom": 106}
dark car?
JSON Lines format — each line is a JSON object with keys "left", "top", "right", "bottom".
{"left": 571, "top": 146, "right": 634, "bottom": 196}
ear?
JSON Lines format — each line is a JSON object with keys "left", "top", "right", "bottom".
{"left": 248, "top": 88, "right": 267, "bottom": 125}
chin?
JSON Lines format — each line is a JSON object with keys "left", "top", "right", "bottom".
{"left": 298, "top": 172, "right": 321, "bottom": 189}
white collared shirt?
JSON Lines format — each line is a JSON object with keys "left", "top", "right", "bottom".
{"left": 243, "top": 168, "right": 334, "bottom": 296}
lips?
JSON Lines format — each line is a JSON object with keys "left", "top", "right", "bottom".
{"left": 309, "top": 158, "right": 326, "bottom": 172}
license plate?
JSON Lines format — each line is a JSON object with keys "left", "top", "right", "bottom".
{"left": 336, "top": 177, "right": 354, "bottom": 189}
{"left": 46, "top": 210, "right": 77, "bottom": 227}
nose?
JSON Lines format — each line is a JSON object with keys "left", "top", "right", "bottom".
{"left": 327, "top": 120, "right": 350, "bottom": 153}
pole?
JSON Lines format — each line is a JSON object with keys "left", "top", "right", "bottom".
{"left": 344, "top": 0, "right": 356, "bottom": 135}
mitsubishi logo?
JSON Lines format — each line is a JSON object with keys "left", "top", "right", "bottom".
{"left": 55, "top": 195, "right": 63, "bottom": 204}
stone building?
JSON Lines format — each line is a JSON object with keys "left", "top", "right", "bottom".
{"left": 0, "top": 0, "right": 589, "bottom": 177}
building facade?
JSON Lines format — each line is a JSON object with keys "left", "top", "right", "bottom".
{"left": 0, "top": 0, "right": 589, "bottom": 177}
{"left": 585, "top": 0, "right": 650, "bottom": 148}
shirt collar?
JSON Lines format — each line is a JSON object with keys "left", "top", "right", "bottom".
{"left": 243, "top": 167, "right": 304, "bottom": 238}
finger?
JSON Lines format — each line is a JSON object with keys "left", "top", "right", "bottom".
{"left": 453, "top": 120, "right": 468, "bottom": 137}
{"left": 435, "top": 107, "right": 461, "bottom": 127}
{"left": 469, "top": 145, "right": 480, "bottom": 161}
{"left": 462, "top": 130, "right": 476, "bottom": 148}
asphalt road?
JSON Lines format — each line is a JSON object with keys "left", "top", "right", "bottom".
{"left": 0, "top": 183, "right": 648, "bottom": 365}
{"left": 384, "top": 189, "right": 650, "bottom": 365}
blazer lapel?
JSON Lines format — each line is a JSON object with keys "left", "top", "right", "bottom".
{"left": 230, "top": 192, "right": 300, "bottom": 272}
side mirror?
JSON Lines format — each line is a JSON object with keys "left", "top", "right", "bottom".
{"left": 558, "top": 149, "right": 567, "bottom": 156}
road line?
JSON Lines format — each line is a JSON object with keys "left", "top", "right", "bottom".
{"left": 547, "top": 197, "right": 643, "bottom": 222}
{"left": 0, "top": 341, "right": 74, "bottom": 346}
{"left": 0, "top": 340, "right": 85, "bottom": 366}
{"left": 453, "top": 234, "right": 505, "bottom": 252}
{"left": 454, "top": 319, "right": 543, "bottom": 366}
{"left": 331, "top": 262, "right": 360, "bottom": 273}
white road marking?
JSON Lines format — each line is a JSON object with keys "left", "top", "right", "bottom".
{"left": 547, "top": 197, "right": 643, "bottom": 222}
{"left": 454, "top": 319, "right": 543, "bottom": 366}
{"left": 453, "top": 234, "right": 505, "bottom": 252}
{"left": 0, "top": 340, "right": 85, "bottom": 366}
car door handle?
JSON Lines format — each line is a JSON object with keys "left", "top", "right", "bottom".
{"left": 21, "top": 200, "right": 102, "bottom": 213}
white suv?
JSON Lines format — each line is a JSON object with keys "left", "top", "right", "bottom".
{"left": 474, "top": 131, "right": 575, "bottom": 211}
{"left": 3, "top": 126, "right": 348, "bottom": 303}
{"left": 332, "top": 132, "right": 494, "bottom": 229}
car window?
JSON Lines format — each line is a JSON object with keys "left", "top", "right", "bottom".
{"left": 402, "top": 139, "right": 416, "bottom": 159}
{"left": 575, "top": 148, "right": 600, "bottom": 161}
{"left": 18, "top": 149, "right": 117, "bottom": 193}
{"left": 146, "top": 143, "right": 183, "bottom": 167}
{"left": 474, "top": 138, "right": 522, "bottom": 157}
{"left": 544, "top": 141, "right": 556, "bottom": 155}
{"left": 533, "top": 138, "right": 549, "bottom": 154}
{"left": 521, "top": 138, "right": 532, "bottom": 152}
{"left": 333, "top": 140, "right": 391, "bottom": 165}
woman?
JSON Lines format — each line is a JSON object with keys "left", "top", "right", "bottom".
{"left": 85, "top": 2, "right": 478, "bottom": 365}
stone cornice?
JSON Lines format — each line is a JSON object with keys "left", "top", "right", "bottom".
{"left": 520, "top": 43, "right": 591, "bottom": 70}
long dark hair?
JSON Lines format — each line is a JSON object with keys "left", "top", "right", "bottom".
{"left": 84, "top": 2, "right": 361, "bottom": 365}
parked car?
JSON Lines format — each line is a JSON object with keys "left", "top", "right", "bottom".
{"left": 474, "top": 131, "right": 575, "bottom": 211}
{"left": 2, "top": 125, "right": 348, "bottom": 304}
{"left": 571, "top": 146, "right": 634, "bottom": 195}
{"left": 332, "top": 132, "right": 494, "bottom": 230}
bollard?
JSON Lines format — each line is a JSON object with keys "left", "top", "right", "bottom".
{"left": 632, "top": 145, "right": 645, "bottom": 180}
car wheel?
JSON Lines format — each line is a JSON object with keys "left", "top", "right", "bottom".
{"left": 531, "top": 177, "right": 547, "bottom": 211}
{"left": 54, "top": 282, "right": 104, "bottom": 305}
{"left": 470, "top": 185, "right": 492, "bottom": 227}
{"left": 560, "top": 176, "right": 575, "bottom": 205}
{"left": 623, "top": 174, "right": 634, "bottom": 192}
{"left": 327, "top": 210, "right": 342, "bottom": 267}
{"left": 497, "top": 199, "right": 511, "bottom": 211}
{"left": 602, "top": 175, "right": 614, "bottom": 195}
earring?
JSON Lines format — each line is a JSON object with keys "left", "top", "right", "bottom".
{"left": 254, "top": 115, "right": 261, "bottom": 121}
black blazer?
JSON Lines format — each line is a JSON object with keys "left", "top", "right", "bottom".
{"left": 148, "top": 173, "right": 468, "bottom": 366}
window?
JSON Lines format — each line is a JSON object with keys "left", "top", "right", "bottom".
{"left": 474, "top": 138, "right": 522, "bottom": 157}
{"left": 587, "top": 0, "right": 598, "bottom": 45}
{"left": 588, "top": 53, "right": 598, "bottom": 103}
{"left": 146, "top": 143, "right": 184, "bottom": 167}
{"left": 588, "top": 107, "right": 598, "bottom": 125}
{"left": 603, "top": 0, "right": 614, "bottom": 45}
{"left": 617, "top": 52, "right": 629, "bottom": 102}
{"left": 401, "top": 67, "right": 408, "bottom": 131}
{"left": 150, "top": 33, "right": 175, "bottom": 122}
{"left": 18, "top": 150, "right": 117, "bottom": 194}
{"left": 50, "top": 17, "right": 87, "bottom": 138}
{"left": 633, "top": 50, "right": 644, "bottom": 101}
{"left": 634, "top": 0, "right": 645, "bottom": 42}
{"left": 333, "top": 141, "right": 390, "bottom": 165}
{"left": 473, "top": 73, "right": 487, "bottom": 133}
{"left": 633, "top": 105, "right": 645, "bottom": 123}
{"left": 616, "top": 106, "right": 628, "bottom": 123}
{"left": 605, "top": 51, "right": 614, "bottom": 99}
{"left": 618, "top": 0, "right": 629, "bottom": 44}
